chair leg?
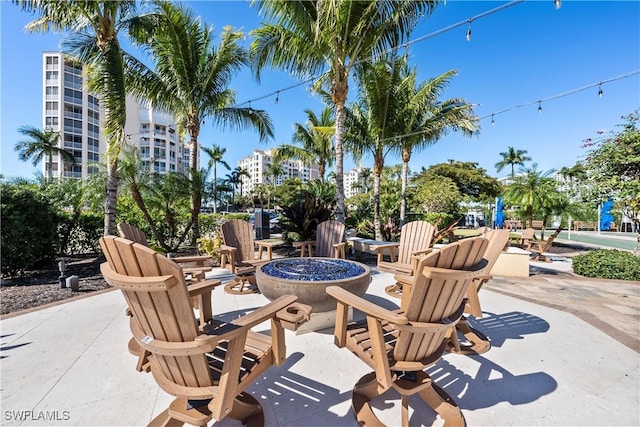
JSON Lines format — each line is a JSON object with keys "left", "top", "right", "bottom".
{"left": 149, "top": 398, "right": 211, "bottom": 427}
{"left": 384, "top": 283, "right": 403, "bottom": 299}
{"left": 417, "top": 382, "right": 466, "bottom": 427}
{"left": 351, "top": 371, "right": 466, "bottom": 427}
{"left": 226, "top": 392, "right": 264, "bottom": 427}
{"left": 224, "top": 274, "right": 258, "bottom": 295}
{"left": 447, "top": 317, "right": 491, "bottom": 355}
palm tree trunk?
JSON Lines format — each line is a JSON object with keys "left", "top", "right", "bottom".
{"left": 104, "top": 157, "right": 118, "bottom": 236}
{"left": 400, "top": 158, "right": 409, "bottom": 226}
{"left": 334, "top": 99, "right": 346, "bottom": 223}
{"left": 187, "top": 126, "right": 200, "bottom": 245}
{"left": 373, "top": 171, "right": 382, "bottom": 241}
{"left": 213, "top": 163, "right": 218, "bottom": 213}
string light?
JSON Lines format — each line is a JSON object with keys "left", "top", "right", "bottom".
{"left": 466, "top": 20, "right": 472, "bottom": 42}
{"left": 235, "top": 1, "right": 524, "bottom": 108}
{"left": 491, "top": 114, "right": 495, "bottom": 126}
{"left": 537, "top": 101, "right": 542, "bottom": 113}
{"left": 248, "top": 101, "right": 253, "bottom": 115}
{"left": 598, "top": 84, "right": 603, "bottom": 98}
{"left": 275, "top": 91, "right": 279, "bottom": 104}
{"left": 554, "top": 0, "right": 562, "bottom": 10}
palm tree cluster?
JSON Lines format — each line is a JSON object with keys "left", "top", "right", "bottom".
{"left": 14, "top": 0, "right": 485, "bottom": 242}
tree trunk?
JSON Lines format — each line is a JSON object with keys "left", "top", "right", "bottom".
{"left": 373, "top": 170, "right": 382, "bottom": 241}
{"left": 334, "top": 101, "right": 346, "bottom": 223}
{"left": 104, "top": 157, "right": 118, "bottom": 236}
{"left": 187, "top": 117, "right": 200, "bottom": 245}
{"left": 213, "top": 163, "right": 218, "bottom": 213}
{"left": 400, "top": 149, "right": 411, "bottom": 225}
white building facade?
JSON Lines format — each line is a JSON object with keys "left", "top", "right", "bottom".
{"left": 123, "top": 96, "right": 191, "bottom": 175}
{"left": 42, "top": 52, "right": 101, "bottom": 178}
{"left": 237, "top": 149, "right": 319, "bottom": 196}
{"left": 43, "top": 52, "right": 189, "bottom": 179}
{"left": 344, "top": 167, "right": 366, "bottom": 198}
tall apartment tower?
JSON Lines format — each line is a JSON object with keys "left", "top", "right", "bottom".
{"left": 42, "top": 52, "right": 101, "bottom": 178}
{"left": 43, "top": 52, "right": 190, "bottom": 178}
{"left": 237, "top": 149, "right": 319, "bottom": 196}
{"left": 123, "top": 96, "right": 191, "bottom": 175}
{"left": 344, "top": 167, "right": 366, "bottom": 198}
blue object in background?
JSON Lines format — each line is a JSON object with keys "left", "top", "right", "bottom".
{"left": 600, "top": 198, "right": 615, "bottom": 231}
{"left": 495, "top": 197, "right": 505, "bottom": 228}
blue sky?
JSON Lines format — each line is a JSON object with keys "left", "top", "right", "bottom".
{"left": 1, "top": 1, "right": 639, "bottom": 181}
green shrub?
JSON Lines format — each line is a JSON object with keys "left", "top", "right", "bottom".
{"left": 1, "top": 183, "right": 58, "bottom": 277}
{"left": 573, "top": 249, "right": 640, "bottom": 281}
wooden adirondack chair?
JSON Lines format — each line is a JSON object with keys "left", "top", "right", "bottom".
{"left": 516, "top": 227, "right": 536, "bottom": 250}
{"left": 100, "top": 237, "right": 222, "bottom": 372}
{"left": 220, "top": 219, "right": 283, "bottom": 294}
{"left": 372, "top": 221, "right": 435, "bottom": 298}
{"left": 99, "top": 236, "right": 311, "bottom": 427}
{"left": 293, "top": 219, "right": 346, "bottom": 258}
{"left": 117, "top": 222, "right": 211, "bottom": 281}
{"left": 529, "top": 227, "right": 562, "bottom": 262}
{"left": 452, "top": 229, "right": 511, "bottom": 355}
{"left": 326, "top": 237, "right": 487, "bottom": 426}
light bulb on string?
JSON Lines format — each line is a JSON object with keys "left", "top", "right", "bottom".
{"left": 466, "top": 21, "right": 472, "bottom": 42}
{"left": 248, "top": 101, "right": 253, "bottom": 115}
{"left": 598, "top": 84, "right": 603, "bottom": 98}
{"left": 275, "top": 91, "right": 279, "bottom": 104}
{"left": 491, "top": 114, "right": 495, "bottom": 126}
{"left": 554, "top": 0, "right": 561, "bottom": 10}
{"left": 538, "top": 101, "right": 542, "bottom": 113}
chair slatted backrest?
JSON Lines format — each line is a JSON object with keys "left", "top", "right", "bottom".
{"left": 314, "top": 220, "right": 345, "bottom": 258}
{"left": 480, "top": 229, "right": 511, "bottom": 274}
{"left": 395, "top": 237, "right": 488, "bottom": 363}
{"left": 117, "top": 222, "right": 148, "bottom": 246}
{"left": 99, "top": 236, "right": 214, "bottom": 388}
{"left": 221, "top": 219, "right": 256, "bottom": 263}
{"left": 396, "top": 221, "right": 436, "bottom": 265}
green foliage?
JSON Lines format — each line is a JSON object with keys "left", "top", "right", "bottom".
{"left": 424, "top": 161, "right": 501, "bottom": 201}
{"left": 281, "top": 195, "right": 332, "bottom": 241}
{"left": 582, "top": 110, "right": 640, "bottom": 230}
{"left": 410, "top": 174, "right": 462, "bottom": 215}
{"left": 573, "top": 249, "right": 640, "bottom": 281}
{"left": 63, "top": 212, "right": 103, "bottom": 254}
{"left": 1, "top": 183, "right": 57, "bottom": 277}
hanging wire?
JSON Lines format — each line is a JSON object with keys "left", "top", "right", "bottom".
{"left": 235, "top": 0, "right": 525, "bottom": 108}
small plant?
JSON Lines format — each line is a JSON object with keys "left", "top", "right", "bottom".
{"left": 197, "top": 232, "right": 223, "bottom": 262}
{"left": 572, "top": 249, "right": 640, "bottom": 281}
{"left": 281, "top": 195, "right": 332, "bottom": 242}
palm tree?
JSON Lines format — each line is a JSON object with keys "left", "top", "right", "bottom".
{"left": 127, "top": 1, "right": 273, "bottom": 241}
{"left": 201, "top": 144, "right": 230, "bottom": 213}
{"left": 250, "top": 0, "right": 438, "bottom": 222}
{"left": 14, "top": 125, "right": 75, "bottom": 181}
{"left": 274, "top": 108, "right": 335, "bottom": 182}
{"left": 503, "top": 163, "right": 557, "bottom": 228}
{"left": 495, "top": 146, "right": 533, "bottom": 179}
{"left": 14, "top": 1, "right": 144, "bottom": 234}
{"left": 395, "top": 69, "right": 478, "bottom": 224}
{"left": 344, "top": 57, "right": 410, "bottom": 240}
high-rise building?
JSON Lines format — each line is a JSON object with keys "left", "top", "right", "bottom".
{"left": 124, "top": 96, "right": 191, "bottom": 175}
{"left": 344, "top": 167, "right": 366, "bottom": 198}
{"left": 237, "top": 149, "right": 319, "bottom": 196}
{"left": 42, "top": 52, "right": 101, "bottom": 179}
{"left": 42, "top": 52, "right": 189, "bottom": 179}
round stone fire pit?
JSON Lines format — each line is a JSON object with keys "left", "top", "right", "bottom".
{"left": 256, "top": 258, "right": 371, "bottom": 313}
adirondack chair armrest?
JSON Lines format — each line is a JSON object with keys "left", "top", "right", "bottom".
{"left": 171, "top": 254, "right": 211, "bottom": 266}
{"left": 394, "top": 271, "right": 417, "bottom": 286}
{"left": 422, "top": 265, "right": 485, "bottom": 281}
{"left": 371, "top": 243, "right": 399, "bottom": 263}
{"left": 187, "top": 279, "right": 222, "bottom": 297}
{"left": 332, "top": 242, "right": 347, "bottom": 259}
{"left": 411, "top": 248, "right": 434, "bottom": 257}
{"left": 292, "top": 240, "right": 315, "bottom": 257}
{"left": 326, "top": 286, "right": 408, "bottom": 324}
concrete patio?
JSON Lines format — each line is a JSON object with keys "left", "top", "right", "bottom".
{"left": 1, "top": 257, "right": 639, "bottom": 426}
